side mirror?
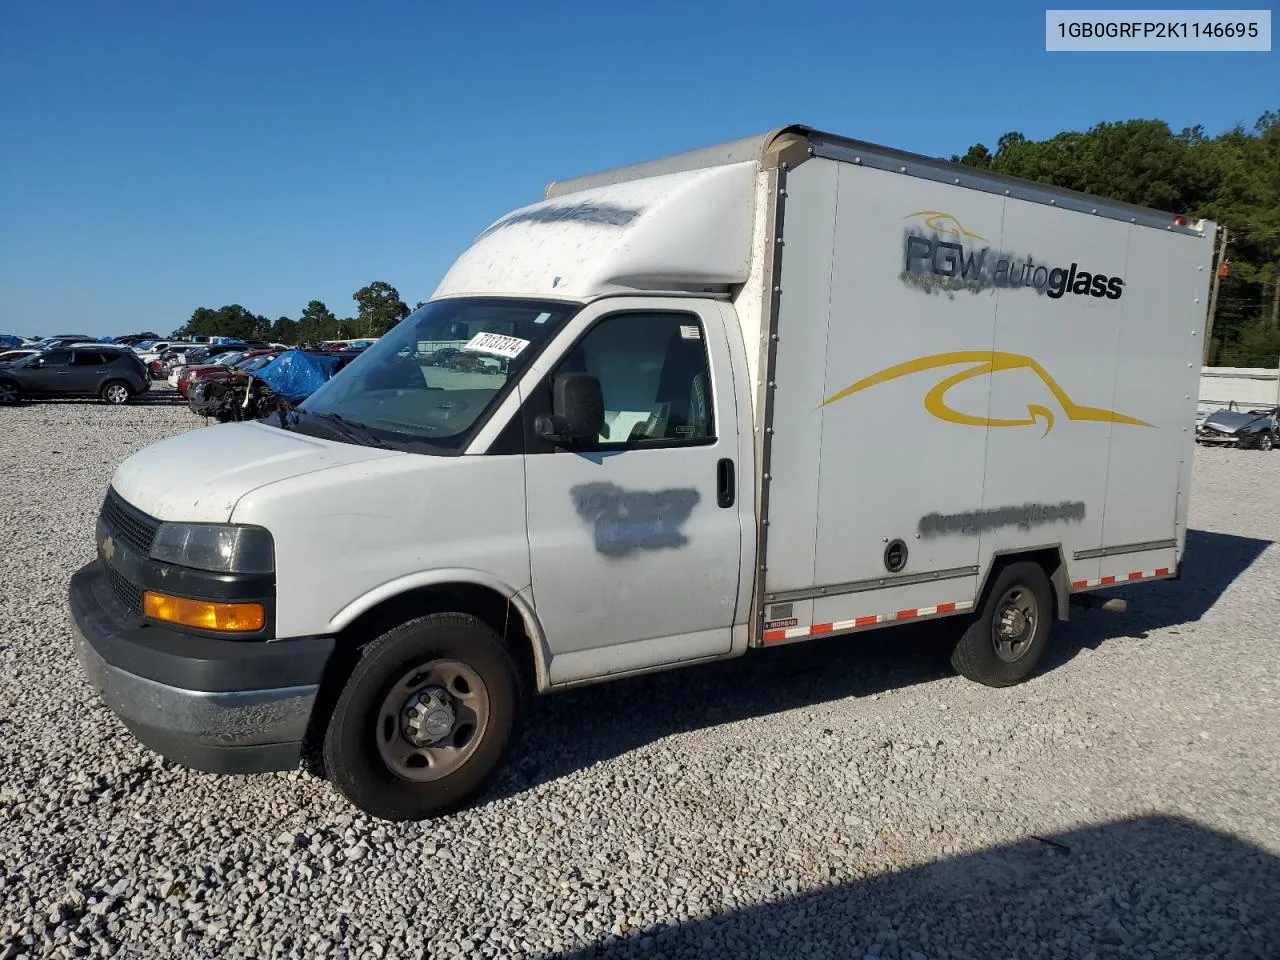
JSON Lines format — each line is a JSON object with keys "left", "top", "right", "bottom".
{"left": 536, "top": 373, "right": 604, "bottom": 445}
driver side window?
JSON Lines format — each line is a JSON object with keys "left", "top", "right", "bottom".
{"left": 555, "top": 312, "right": 715, "bottom": 447}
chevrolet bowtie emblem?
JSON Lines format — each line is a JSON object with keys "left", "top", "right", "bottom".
{"left": 102, "top": 535, "right": 116, "bottom": 561}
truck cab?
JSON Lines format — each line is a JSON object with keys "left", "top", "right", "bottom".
{"left": 70, "top": 161, "right": 763, "bottom": 821}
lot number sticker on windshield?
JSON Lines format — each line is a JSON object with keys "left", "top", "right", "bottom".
{"left": 463, "top": 332, "right": 530, "bottom": 359}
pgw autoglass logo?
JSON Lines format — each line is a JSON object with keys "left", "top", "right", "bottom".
{"left": 899, "top": 211, "right": 1126, "bottom": 300}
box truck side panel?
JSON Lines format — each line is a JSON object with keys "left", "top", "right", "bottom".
{"left": 765, "top": 159, "right": 1009, "bottom": 623}
{"left": 975, "top": 199, "right": 1133, "bottom": 588}
{"left": 757, "top": 158, "right": 839, "bottom": 598}
{"left": 813, "top": 163, "right": 1003, "bottom": 600}
{"left": 1097, "top": 226, "right": 1210, "bottom": 578}
{"left": 760, "top": 151, "right": 1210, "bottom": 641}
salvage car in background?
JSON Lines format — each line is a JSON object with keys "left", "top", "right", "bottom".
{"left": 188, "top": 349, "right": 359, "bottom": 420}
{"left": 1196, "top": 403, "right": 1279, "bottom": 450}
{"left": 32, "top": 335, "right": 96, "bottom": 351}
{"left": 177, "top": 349, "right": 279, "bottom": 396}
{"left": 174, "top": 351, "right": 245, "bottom": 392}
{"left": 0, "top": 345, "right": 150, "bottom": 405}
{"left": 154, "top": 343, "right": 241, "bottom": 380}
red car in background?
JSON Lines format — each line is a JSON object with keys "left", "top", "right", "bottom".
{"left": 176, "top": 350, "right": 280, "bottom": 397}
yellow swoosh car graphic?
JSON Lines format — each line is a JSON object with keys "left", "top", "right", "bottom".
{"left": 904, "top": 210, "right": 988, "bottom": 243}
{"left": 821, "top": 351, "right": 1152, "bottom": 437}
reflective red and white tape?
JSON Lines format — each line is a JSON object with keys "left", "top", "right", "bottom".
{"left": 763, "top": 600, "right": 976, "bottom": 645}
{"left": 1071, "top": 567, "right": 1171, "bottom": 590}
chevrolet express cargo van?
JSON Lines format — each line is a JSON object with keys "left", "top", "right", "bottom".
{"left": 70, "top": 125, "right": 1214, "bottom": 820}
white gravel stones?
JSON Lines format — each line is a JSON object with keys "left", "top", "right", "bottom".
{"left": 0, "top": 392, "right": 1277, "bottom": 958}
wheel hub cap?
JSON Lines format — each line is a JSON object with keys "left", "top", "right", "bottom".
{"left": 998, "top": 607, "right": 1028, "bottom": 638}
{"left": 403, "top": 687, "right": 455, "bottom": 746}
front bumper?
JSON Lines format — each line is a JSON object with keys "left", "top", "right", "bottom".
{"left": 69, "top": 561, "right": 334, "bottom": 774}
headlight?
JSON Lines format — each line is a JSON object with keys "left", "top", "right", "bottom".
{"left": 150, "top": 523, "right": 274, "bottom": 573}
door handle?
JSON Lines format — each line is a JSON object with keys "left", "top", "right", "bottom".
{"left": 716, "top": 458, "right": 735, "bottom": 508}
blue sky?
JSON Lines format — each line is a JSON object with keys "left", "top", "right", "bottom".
{"left": 2, "top": 1, "right": 1276, "bottom": 337}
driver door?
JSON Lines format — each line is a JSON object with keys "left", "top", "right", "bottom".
{"left": 520, "top": 298, "right": 745, "bottom": 685}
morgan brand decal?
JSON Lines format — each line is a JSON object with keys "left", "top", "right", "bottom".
{"left": 821, "top": 351, "right": 1152, "bottom": 436}
{"left": 901, "top": 211, "right": 1126, "bottom": 300}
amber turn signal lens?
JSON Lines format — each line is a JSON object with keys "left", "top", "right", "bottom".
{"left": 143, "top": 592, "right": 265, "bottom": 632}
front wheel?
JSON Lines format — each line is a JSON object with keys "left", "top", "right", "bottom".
{"left": 101, "top": 380, "right": 133, "bottom": 405}
{"left": 0, "top": 381, "right": 19, "bottom": 406}
{"left": 951, "top": 561, "right": 1053, "bottom": 687}
{"left": 1259, "top": 432, "right": 1275, "bottom": 452}
{"left": 322, "top": 613, "right": 522, "bottom": 821}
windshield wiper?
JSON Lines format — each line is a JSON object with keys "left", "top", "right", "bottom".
{"left": 310, "top": 411, "right": 388, "bottom": 448}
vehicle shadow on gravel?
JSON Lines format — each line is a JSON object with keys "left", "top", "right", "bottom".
{"left": 540, "top": 815, "right": 1280, "bottom": 959}
{"left": 497, "top": 618, "right": 960, "bottom": 799}
{"left": 1040, "top": 527, "right": 1273, "bottom": 671}
{"left": 493, "top": 528, "right": 1269, "bottom": 802}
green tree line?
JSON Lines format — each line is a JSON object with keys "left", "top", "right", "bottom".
{"left": 952, "top": 110, "right": 1280, "bottom": 366}
{"left": 175, "top": 281, "right": 414, "bottom": 346}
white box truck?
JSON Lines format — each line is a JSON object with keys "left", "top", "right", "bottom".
{"left": 69, "top": 125, "right": 1214, "bottom": 820}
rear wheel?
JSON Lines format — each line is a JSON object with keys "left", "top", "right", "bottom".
{"left": 951, "top": 561, "right": 1053, "bottom": 687}
{"left": 322, "top": 613, "right": 521, "bottom": 821}
{"left": 0, "top": 381, "right": 19, "bottom": 405}
{"left": 101, "top": 380, "right": 132, "bottom": 405}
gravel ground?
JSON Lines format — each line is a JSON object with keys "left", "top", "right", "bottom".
{"left": 1, "top": 390, "right": 1278, "bottom": 960}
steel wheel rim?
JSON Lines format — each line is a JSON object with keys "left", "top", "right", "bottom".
{"left": 375, "top": 659, "right": 489, "bottom": 782}
{"left": 105, "top": 384, "right": 128, "bottom": 403}
{"left": 0, "top": 384, "right": 17, "bottom": 404}
{"left": 992, "top": 586, "right": 1037, "bottom": 663}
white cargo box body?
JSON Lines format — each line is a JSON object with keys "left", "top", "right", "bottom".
{"left": 755, "top": 137, "right": 1213, "bottom": 642}
{"left": 480, "top": 126, "right": 1215, "bottom": 647}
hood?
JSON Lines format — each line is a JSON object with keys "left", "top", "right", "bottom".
{"left": 110, "top": 421, "right": 402, "bottom": 522}
{"left": 1202, "top": 409, "right": 1268, "bottom": 434}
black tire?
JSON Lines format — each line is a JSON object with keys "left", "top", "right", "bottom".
{"left": 951, "top": 561, "right": 1053, "bottom": 687}
{"left": 0, "top": 380, "right": 20, "bottom": 406}
{"left": 101, "top": 380, "right": 133, "bottom": 405}
{"left": 322, "top": 613, "right": 521, "bottom": 821}
{"left": 1259, "top": 432, "right": 1275, "bottom": 452}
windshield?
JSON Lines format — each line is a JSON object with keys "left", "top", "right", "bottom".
{"left": 299, "top": 298, "right": 579, "bottom": 448}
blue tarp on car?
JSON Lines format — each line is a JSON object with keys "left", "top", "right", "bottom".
{"left": 0, "top": 335, "right": 23, "bottom": 349}
{"left": 253, "top": 350, "right": 342, "bottom": 402}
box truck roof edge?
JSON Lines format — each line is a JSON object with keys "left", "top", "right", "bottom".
{"left": 543, "top": 124, "right": 1208, "bottom": 236}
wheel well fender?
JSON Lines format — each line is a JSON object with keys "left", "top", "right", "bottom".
{"left": 301, "top": 573, "right": 550, "bottom": 774}
{"left": 327, "top": 570, "right": 550, "bottom": 692}
{"left": 975, "top": 546, "right": 1070, "bottom": 621}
